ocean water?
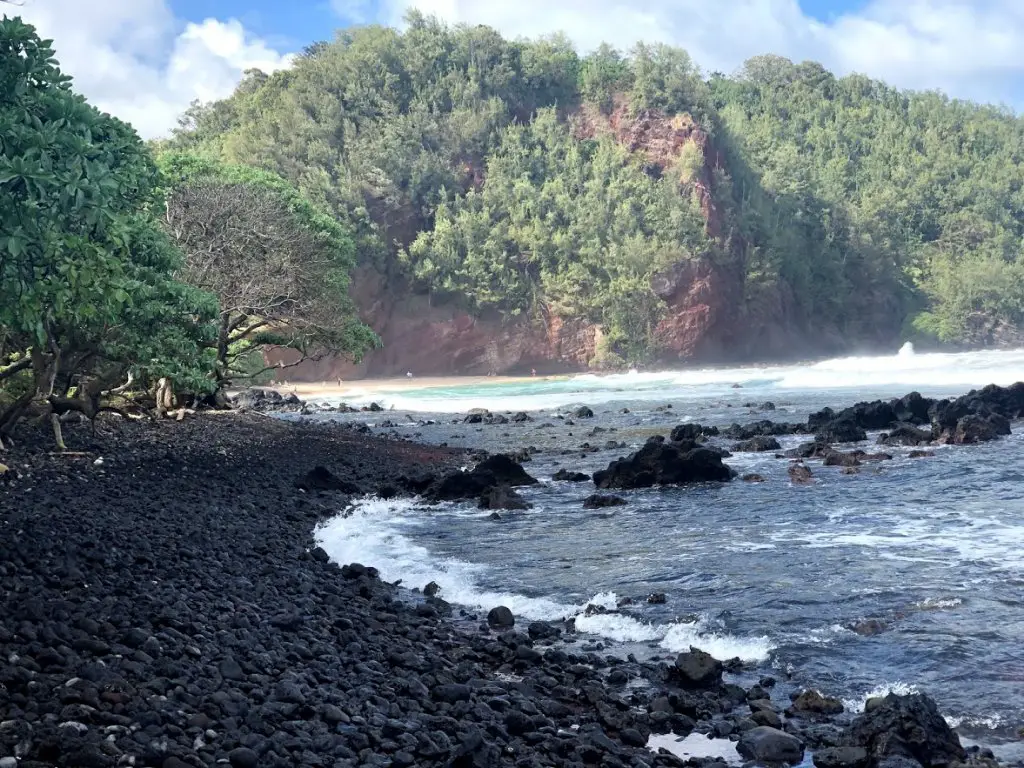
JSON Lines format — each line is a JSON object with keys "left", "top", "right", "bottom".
{"left": 312, "top": 346, "right": 1024, "bottom": 757}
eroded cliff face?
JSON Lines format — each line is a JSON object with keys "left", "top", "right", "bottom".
{"left": 270, "top": 105, "right": 879, "bottom": 381}
{"left": 268, "top": 267, "right": 601, "bottom": 379}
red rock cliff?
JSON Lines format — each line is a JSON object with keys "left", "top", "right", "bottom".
{"left": 269, "top": 105, "right": 848, "bottom": 381}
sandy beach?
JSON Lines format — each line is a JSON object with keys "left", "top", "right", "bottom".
{"left": 275, "top": 374, "right": 568, "bottom": 400}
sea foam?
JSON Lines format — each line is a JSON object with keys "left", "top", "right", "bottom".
{"left": 314, "top": 497, "right": 773, "bottom": 661}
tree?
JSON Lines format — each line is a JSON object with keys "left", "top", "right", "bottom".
{"left": 0, "top": 17, "right": 219, "bottom": 447}
{"left": 158, "top": 153, "right": 378, "bottom": 385}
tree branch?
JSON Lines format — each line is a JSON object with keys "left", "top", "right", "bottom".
{"left": 0, "top": 357, "right": 31, "bottom": 383}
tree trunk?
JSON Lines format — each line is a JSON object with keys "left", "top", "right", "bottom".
{"left": 156, "top": 378, "right": 175, "bottom": 416}
{"left": 216, "top": 311, "right": 231, "bottom": 384}
{"left": 50, "top": 412, "right": 66, "bottom": 452}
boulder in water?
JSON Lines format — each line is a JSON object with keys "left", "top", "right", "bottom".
{"left": 479, "top": 485, "right": 531, "bottom": 510}
{"left": 732, "top": 436, "right": 782, "bottom": 452}
{"left": 893, "top": 392, "right": 933, "bottom": 425}
{"left": 674, "top": 647, "right": 723, "bottom": 689}
{"left": 593, "top": 441, "right": 732, "bottom": 489}
{"left": 841, "top": 693, "right": 965, "bottom": 766}
{"left": 583, "top": 494, "right": 627, "bottom": 508}
{"left": 788, "top": 462, "right": 814, "bottom": 484}
{"left": 878, "top": 424, "right": 933, "bottom": 446}
{"left": 487, "top": 606, "right": 515, "bottom": 628}
{"left": 670, "top": 423, "right": 719, "bottom": 442}
{"left": 823, "top": 450, "right": 861, "bottom": 468}
{"left": 781, "top": 441, "right": 832, "bottom": 459}
{"left": 737, "top": 726, "right": 805, "bottom": 765}
{"left": 814, "top": 416, "right": 868, "bottom": 444}
{"left": 944, "top": 413, "right": 1010, "bottom": 444}
{"left": 553, "top": 468, "right": 591, "bottom": 482}
{"left": 725, "top": 420, "right": 804, "bottom": 440}
{"left": 475, "top": 454, "right": 538, "bottom": 486}
{"left": 790, "top": 689, "right": 844, "bottom": 716}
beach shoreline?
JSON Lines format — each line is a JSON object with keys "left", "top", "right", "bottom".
{"left": 0, "top": 408, "right": 1007, "bottom": 768}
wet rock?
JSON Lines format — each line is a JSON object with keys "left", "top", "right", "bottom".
{"left": 647, "top": 593, "right": 667, "bottom": 604}
{"left": 742, "top": 473, "right": 765, "bottom": 483}
{"left": 752, "top": 708, "right": 783, "bottom": 729}
{"left": 528, "top": 621, "right": 560, "bottom": 640}
{"left": 475, "top": 454, "right": 539, "bottom": 486}
{"left": 464, "top": 408, "right": 490, "bottom": 424}
{"left": 725, "top": 420, "right": 804, "bottom": 440}
{"left": 908, "top": 450, "right": 935, "bottom": 459}
{"left": 670, "top": 423, "right": 719, "bottom": 442}
{"left": 427, "top": 469, "right": 499, "bottom": 501}
{"left": 478, "top": 485, "right": 531, "bottom": 510}
{"left": 593, "top": 442, "right": 732, "bottom": 490}
{"left": 814, "top": 416, "right": 867, "bottom": 444}
{"left": 424, "top": 581, "right": 441, "bottom": 597}
{"left": 945, "top": 414, "right": 1010, "bottom": 445}
{"left": 823, "top": 450, "right": 861, "bottom": 468}
{"left": 782, "top": 441, "right": 832, "bottom": 459}
{"left": 553, "top": 468, "right": 591, "bottom": 482}
{"left": 295, "top": 465, "right": 361, "bottom": 493}
{"left": 574, "top": 406, "right": 595, "bottom": 419}
{"left": 791, "top": 689, "right": 844, "bottom": 716}
{"left": 814, "top": 746, "right": 870, "bottom": 768}
{"left": 673, "top": 647, "right": 722, "bottom": 689}
{"left": 737, "top": 726, "right": 805, "bottom": 765}
{"left": 849, "top": 618, "right": 887, "bottom": 636}
{"left": 583, "top": 494, "right": 627, "bottom": 508}
{"left": 842, "top": 693, "right": 965, "bottom": 766}
{"left": 427, "top": 454, "right": 536, "bottom": 501}
{"left": 788, "top": 462, "right": 814, "bottom": 484}
{"left": 487, "top": 606, "right": 515, "bottom": 628}
{"left": 732, "top": 436, "right": 782, "bottom": 452}
{"left": 878, "top": 425, "right": 933, "bottom": 447}
{"left": 511, "top": 412, "right": 531, "bottom": 422}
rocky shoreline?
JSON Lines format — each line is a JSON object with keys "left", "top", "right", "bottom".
{"left": 0, "top": 411, "right": 1012, "bottom": 768}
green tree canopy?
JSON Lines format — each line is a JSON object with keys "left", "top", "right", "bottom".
{"left": 0, "top": 17, "right": 217, "bottom": 445}
{"left": 158, "top": 152, "right": 378, "bottom": 383}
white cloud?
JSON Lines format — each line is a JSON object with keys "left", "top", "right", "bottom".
{"left": 370, "top": 0, "right": 1024, "bottom": 107}
{"left": 6, "top": 0, "right": 294, "bottom": 139}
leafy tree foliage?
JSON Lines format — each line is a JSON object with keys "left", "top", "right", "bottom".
{"left": 158, "top": 153, "right": 378, "bottom": 384}
{"left": 0, "top": 17, "right": 218, "bottom": 445}
{"left": 173, "top": 15, "right": 1024, "bottom": 357}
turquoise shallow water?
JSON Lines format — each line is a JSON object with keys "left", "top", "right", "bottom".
{"left": 309, "top": 347, "right": 1024, "bottom": 761}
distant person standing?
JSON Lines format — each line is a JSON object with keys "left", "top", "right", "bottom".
{"left": 406, "top": 371, "right": 413, "bottom": 379}
{"left": 531, "top": 368, "right": 537, "bottom": 377}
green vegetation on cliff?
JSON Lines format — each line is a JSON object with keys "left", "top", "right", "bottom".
{"left": 171, "top": 14, "right": 1024, "bottom": 358}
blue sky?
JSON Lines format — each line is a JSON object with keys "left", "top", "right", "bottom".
{"left": 168, "top": 0, "right": 872, "bottom": 53}
{"left": 13, "top": 0, "right": 1024, "bottom": 138}
{"left": 169, "top": 0, "right": 339, "bottom": 50}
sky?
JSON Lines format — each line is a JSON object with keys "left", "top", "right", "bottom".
{"left": 6, "top": 0, "right": 1024, "bottom": 139}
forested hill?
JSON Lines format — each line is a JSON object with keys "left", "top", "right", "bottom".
{"left": 171, "top": 14, "right": 1024, "bottom": 375}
